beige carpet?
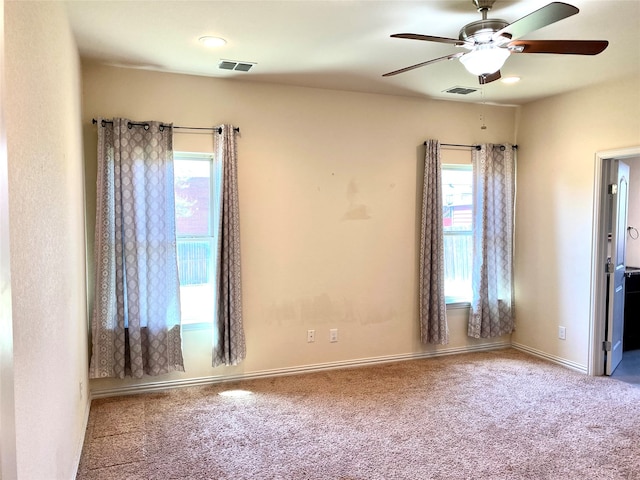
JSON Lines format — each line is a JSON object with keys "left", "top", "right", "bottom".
{"left": 76, "top": 349, "right": 640, "bottom": 479}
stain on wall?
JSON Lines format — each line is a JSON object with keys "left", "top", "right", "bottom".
{"left": 264, "top": 293, "right": 396, "bottom": 327}
{"left": 343, "top": 178, "right": 371, "bottom": 220}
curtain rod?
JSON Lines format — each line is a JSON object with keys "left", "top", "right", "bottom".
{"left": 92, "top": 118, "right": 240, "bottom": 134}
{"left": 427, "top": 142, "right": 518, "bottom": 151}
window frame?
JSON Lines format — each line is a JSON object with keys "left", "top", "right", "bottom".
{"left": 441, "top": 162, "right": 473, "bottom": 306}
{"left": 174, "top": 151, "right": 218, "bottom": 330}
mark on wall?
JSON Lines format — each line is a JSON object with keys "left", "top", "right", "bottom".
{"left": 342, "top": 178, "right": 371, "bottom": 220}
{"left": 263, "top": 293, "right": 396, "bottom": 327}
{"left": 264, "top": 293, "right": 348, "bottom": 327}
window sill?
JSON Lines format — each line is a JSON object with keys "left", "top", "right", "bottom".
{"left": 181, "top": 322, "right": 213, "bottom": 332}
{"left": 446, "top": 300, "right": 471, "bottom": 310}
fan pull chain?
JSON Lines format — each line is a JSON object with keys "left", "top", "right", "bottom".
{"left": 480, "top": 87, "right": 487, "bottom": 130}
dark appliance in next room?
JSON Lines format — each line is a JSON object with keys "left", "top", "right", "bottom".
{"left": 624, "top": 267, "right": 640, "bottom": 351}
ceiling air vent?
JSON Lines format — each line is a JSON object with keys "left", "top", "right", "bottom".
{"left": 218, "top": 60, "right": 256, "bottom": 72}
{"left": 443, "top": 86, "right": 479, "bottom": 95}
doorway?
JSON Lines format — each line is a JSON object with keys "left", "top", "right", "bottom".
{"left": 589, "top": 146, "right": 640, "bottom": 379}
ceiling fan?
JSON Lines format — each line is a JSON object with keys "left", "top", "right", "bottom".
{"left": 383, "top": 1, "right": 608, "bottom": 84}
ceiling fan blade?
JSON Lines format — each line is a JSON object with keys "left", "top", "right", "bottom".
{"left": 509, "top": 40, "right": 609, "bottom": 55}
{"left": 479, "top": 71, "right": 501, "bottom": 85}
{"left": 391, "top": 33, "right": 466, "bottom": 46}
{"left": 494, "top": 2, "right": 579, "bottom": 42}
{"left": 382, "top": 53, "right": 464, "bottom": 77}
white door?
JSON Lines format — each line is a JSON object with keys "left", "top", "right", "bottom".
{"left": 606, "top": 160, "right": 629, "bottom": 375}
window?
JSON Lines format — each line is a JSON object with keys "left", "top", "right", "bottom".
{"left": 174, "top": 152, "right": 221, "bottom": 325}
{"left": 442, "top": 164, "right": 473, "bottom": 303}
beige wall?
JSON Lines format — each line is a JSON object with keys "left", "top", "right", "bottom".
{"left": 513, "top": 74, "right": 640, "bottom": 369}
{"left": 82, "top": 64, "right": 517, "bottom": 393}
{"left": 0, "top": 1, "right": 17, "bottom": 478}
{"left": 5, "top": 2, "right": 88, "bottom": 478}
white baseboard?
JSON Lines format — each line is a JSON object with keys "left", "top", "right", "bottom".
{"left": 511, "top": 342, "right": 588, "bottom": 374}
{"left": 90, "top": 341, "right": 512, "bottom": 399}
{"left": 70, "top": 394, "right": 92, "bottom": 479}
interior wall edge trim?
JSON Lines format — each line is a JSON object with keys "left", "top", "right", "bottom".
{"left": 71, "top": 395, "right": 92, "bottom": 478}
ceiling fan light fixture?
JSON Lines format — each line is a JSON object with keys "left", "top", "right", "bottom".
{"left": 459, "top": 45, "right": 510, "bottom": 76}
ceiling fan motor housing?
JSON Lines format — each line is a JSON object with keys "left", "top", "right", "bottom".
{"left": 459, "top": 19, "right": 509, "bottom": 44}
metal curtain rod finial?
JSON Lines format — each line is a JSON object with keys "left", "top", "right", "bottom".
{"left": 92, "top": 118, "right": 240, "bottom": 134}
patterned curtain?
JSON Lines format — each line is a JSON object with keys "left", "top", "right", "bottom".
{"left": 468, "top": 144, "right": 515, "bottom": 338}
{"left": 419, "top": 140, "right": 449, "bottom": 344}
{"left": 89, "top": 118, "right": 184, "bottom": 379}
{"left": 212, "top": 125, "right": 246, "bottom": 366}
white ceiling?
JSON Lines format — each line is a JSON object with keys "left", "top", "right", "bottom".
{"left": 64, "top": 0, "right": 640, "bottom": 106}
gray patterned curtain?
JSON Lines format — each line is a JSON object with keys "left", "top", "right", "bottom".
{"left": 212, "top": 125, "right": 246, "bottom": 366}
{"left": 419, "top": 140, "right": 449, "bottom": 344}
{"left": 469, "top": 144, "right": 515, "bottom": 338}
{"left": 90, "top": 118, "right": 184, "bottom": 379}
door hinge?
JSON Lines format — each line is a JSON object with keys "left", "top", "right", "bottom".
{"left": 606, "top": 262, "right": 614, "bottom": 274}
{"left": 608, "top": 183, "right": 618, "bottom": 195}
{"left": 603, "top": 341, "right": 612, "bottom": 351}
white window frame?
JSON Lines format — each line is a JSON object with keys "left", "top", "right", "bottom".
{"left": 442, "top": 162, "right": 473, "bottom": 306}
{"left": 174, "top": 152, "right": 219, "bottom": 330}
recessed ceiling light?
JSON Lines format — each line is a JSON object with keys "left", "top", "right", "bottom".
{"left": 199, "top": 36, "right": 227, "bottom": 48}
{"left": 501, "top": 76, "right": 521, "bottom": 84}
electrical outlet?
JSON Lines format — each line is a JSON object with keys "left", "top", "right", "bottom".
{"left": 558, "top": 326, "right": 566, "bottom": 340}
{"left": 307, "top": 329, "right": 315, "bottom": 343}
{"left": 329, "top": 328, "right": 338, "bottom": 343}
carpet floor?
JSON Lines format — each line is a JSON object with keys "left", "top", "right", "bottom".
{"left": 76, "top": 349, "right": 640, "bottom": 480}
